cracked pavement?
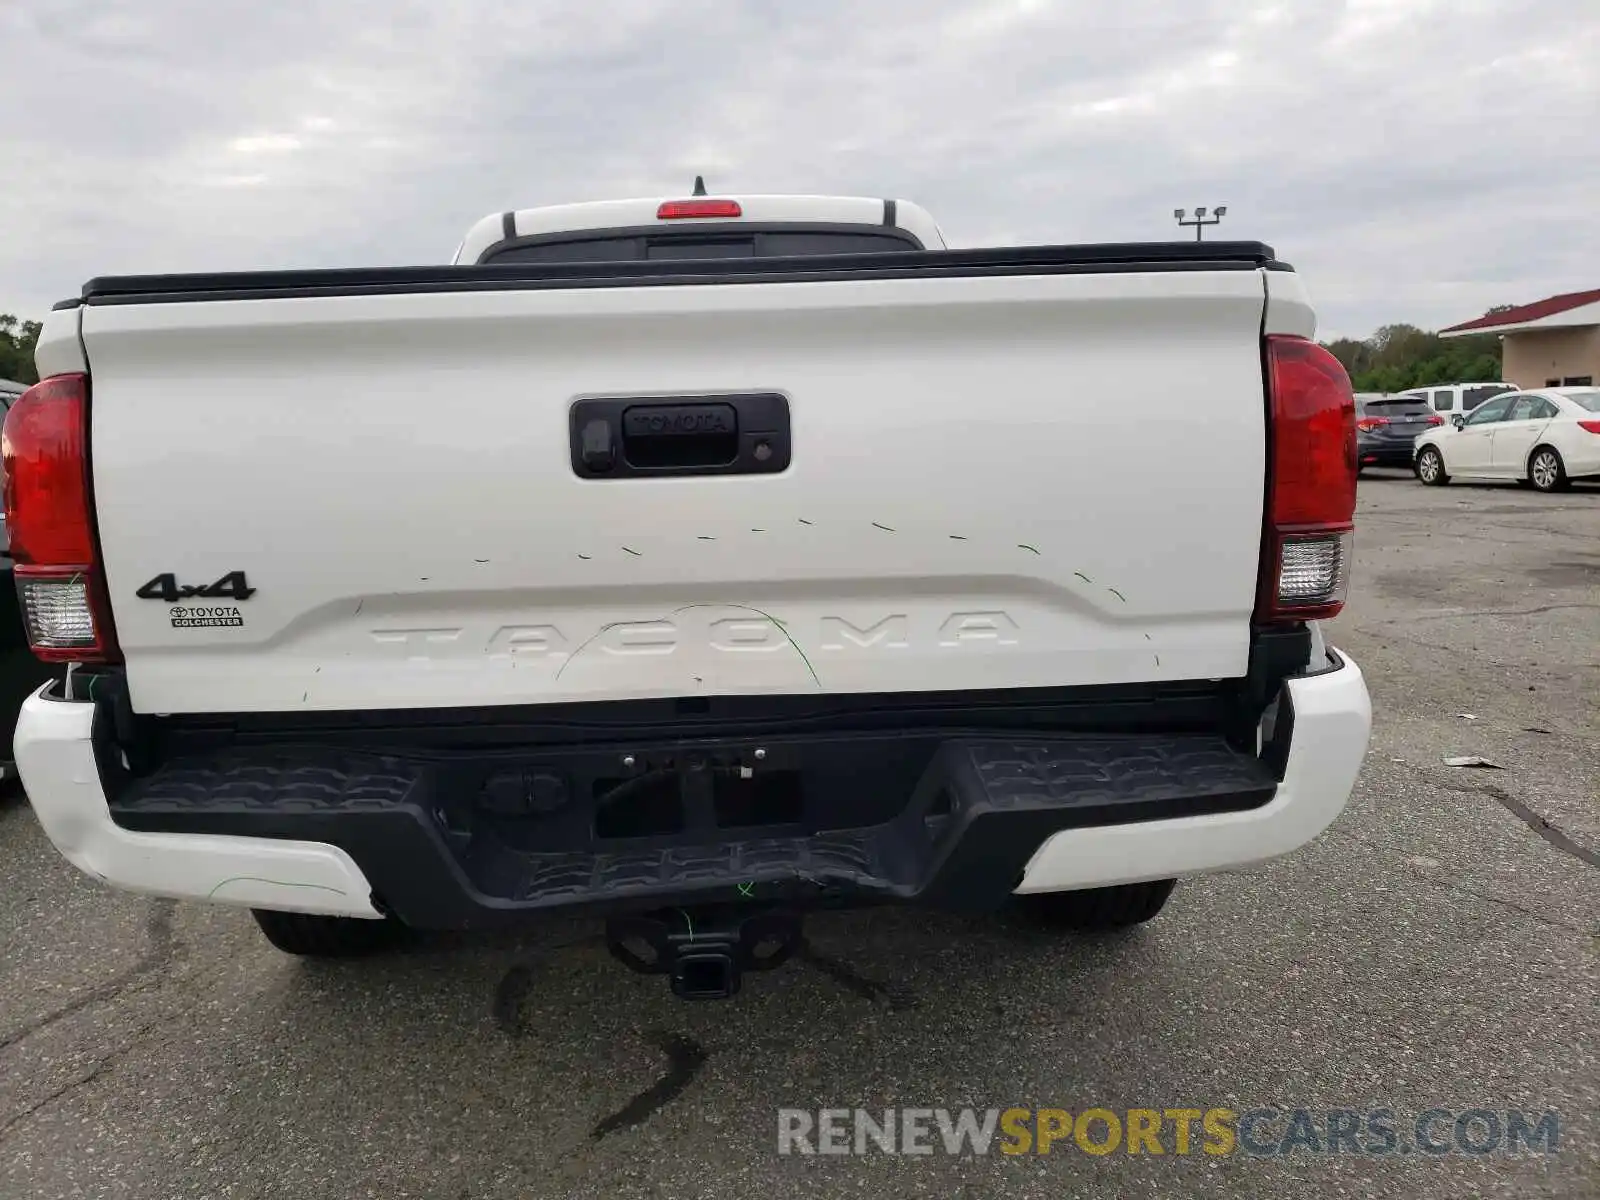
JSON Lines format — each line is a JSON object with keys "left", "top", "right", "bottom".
{"left": 1, "top": 474, "right": 1596, "bottom": 1199}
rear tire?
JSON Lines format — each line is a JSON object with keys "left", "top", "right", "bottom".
{"left": 1015, "top": 879, "right": 1176, "bottom": 930}
{"left": 252, "top": 908, "right": 412, "bottom": 957}
{"left": 1416, "top": 447, "right": 1449, "bottom": 486}
{"left": 1528, "top": 446, "right": 1568, "bottom": 493}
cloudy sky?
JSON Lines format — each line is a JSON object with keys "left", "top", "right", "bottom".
{"left": 2, "top": 0, "right": 1596, "bottom": 339}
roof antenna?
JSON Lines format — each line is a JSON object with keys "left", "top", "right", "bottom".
{"left": 692, "top": 175, "right": 707, "bottom": 196}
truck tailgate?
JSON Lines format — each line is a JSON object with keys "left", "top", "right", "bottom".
{"left": 81, "top": 255, "right": 1273, "bottom": 714}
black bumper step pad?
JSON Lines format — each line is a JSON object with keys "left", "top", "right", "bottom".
{"left": 110, "top": 735, "right": 1275, "bottom": 928}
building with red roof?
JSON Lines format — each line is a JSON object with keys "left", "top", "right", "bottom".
{"left": 1441, "top": 288, "right": 1600, "bottom": 388}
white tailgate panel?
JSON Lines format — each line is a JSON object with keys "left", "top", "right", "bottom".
{"left": 85, "top": 269, "right": 1268, "bottom": 713}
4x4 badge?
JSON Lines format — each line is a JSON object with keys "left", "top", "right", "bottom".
{"left": 135, "top": 571, "right": 255, "bottom": 602}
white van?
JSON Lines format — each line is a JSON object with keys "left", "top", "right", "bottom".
{"left": 1402, "top": 382, "right": 1515, "bottom": 420}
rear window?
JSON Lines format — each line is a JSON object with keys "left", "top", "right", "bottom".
{"left": 1563, "top": 389, "right": 1600, "bottom": 412}
{"left": 760, "top": 231, "right": 917, "bottom": 256}
{"left": 1463, "top": 384, "right": 1512, "bottom": 410}
{"left": 490, "top": 237, "right": 641, "bottom": 264}
{"left": 487, "top": 228, "right": 920, "bottom": 264}
{"left": 1361, "top": 398, "right": 1433, "bottom": 416}
{"left": 646, "top": 239, "right": 756, "bottom": 260}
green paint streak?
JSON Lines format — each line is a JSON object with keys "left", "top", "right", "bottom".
{"left": 207, "top": 876, "right": 347, "bottom": 901}
{"left": 1107, "top": 587, "right": 1127, "bottom": 603}
{"left": 1017, "top": 544, "right": 1040, "bottom": 555}
{"left": 1074, "top": 572, "right": 1093, "bottom": 584}
{"left": 554, "top": 620, "right": 625, "bottom": 681}
{"left": 737, "top": 605, "right": 818, "bottom": 688}
{"left": 737, "top": 882, "right": 755, "bottom": 898}
{"left": 668, "top": 603, "right": 820, "bottom": 689}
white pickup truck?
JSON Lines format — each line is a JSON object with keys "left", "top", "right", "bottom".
{"left": 8, "top": 191, "right": 1371, "bottom": 999}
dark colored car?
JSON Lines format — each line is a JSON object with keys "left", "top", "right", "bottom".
{"left": 1355, "top": 394, "right": 1444, "bottom": 470}
{"left": 1, "top": 378, "right": 27, "bottom": 576}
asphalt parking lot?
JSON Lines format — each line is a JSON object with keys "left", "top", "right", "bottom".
{"left": 2, "top": 475, "right": 1596, "bottom": 1200}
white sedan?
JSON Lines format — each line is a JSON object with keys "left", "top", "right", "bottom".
{"left": 1413, "top": 387, "right": 1600, "bottom": 492}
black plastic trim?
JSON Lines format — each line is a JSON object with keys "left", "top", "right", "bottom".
{"left": 139, "top": 678, "right": 1249, "bottom": 761}
{"left": 476, "top": 220, "right": 925, "bottom": 264}
{"left": 84, "top": 653, "right": 1346, "bottom": 926}
{"left": 882, "top": 198, "right": 897, "bottom": 227}
{"left": 1260, "top": 683, "right": 1295, "bottom": 781}
{"left": 499, "top": 211, "right": 515, "bottom": 241}
{"left": 1300, "top": 645, "right": 1347, "bottom": 680}
{"left": 1242, "top": 624, "right": 1312, "bottom": 709}
{"left": 79, "top": 240, "right": 1289, "bottom": 306}
{"left": 107, "top": 729, "right": 1277, "bottom": 927}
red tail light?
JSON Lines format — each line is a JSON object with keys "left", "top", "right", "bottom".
{"left": 2, "top": 373, "right": 120, "bottom": 662}
{"left": 1355, "top": 416, "right": 1389, "bottom": 432}
{"left": 1578, "top": 420, "right": 1600, "bottom": 435}
{"left": 656, "top": 199, "right": 742, "bottom": 220}
{"left": 1257, "top": 336, "right": 1356, "bottom": 623}
{"left": 1427, "top": 414, "right": 1445, "bottom": 426}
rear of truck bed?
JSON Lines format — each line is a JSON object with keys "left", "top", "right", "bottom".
{"left": 9, "top": 236, "right": 1370, "bottom": 989}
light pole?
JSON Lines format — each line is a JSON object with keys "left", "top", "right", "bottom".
{"left": 1174, "top": 206, "right": 1227, "bottom": 241}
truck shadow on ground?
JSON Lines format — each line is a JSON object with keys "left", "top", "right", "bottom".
{"left": 234, "top": 904, "right": 1167, "bottom": 1157}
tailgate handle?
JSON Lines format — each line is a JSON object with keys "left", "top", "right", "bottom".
{"left": 622, "top": 403, "right": 738, "bottom": 469}
{"left": 570, "top": 394, "right": 791, "bottom": 479}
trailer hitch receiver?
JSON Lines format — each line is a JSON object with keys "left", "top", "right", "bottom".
{"left": 605, "top": 905, "right": 803, "bottom": 1000}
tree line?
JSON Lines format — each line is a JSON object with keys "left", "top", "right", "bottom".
{"left": 1321, "top": 306, "right": 1513, "bottom": 395}
{"left": 0, "top": 315, "right": 42, "bottom": 385}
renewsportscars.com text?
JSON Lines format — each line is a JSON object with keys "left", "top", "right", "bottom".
{"left": 777, "top": 1107, "right": 1561, "bottom": 1157}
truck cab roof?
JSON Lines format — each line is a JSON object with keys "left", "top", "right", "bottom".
{"left": 453, "top": 193, "right": 946, "bottom": 266}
